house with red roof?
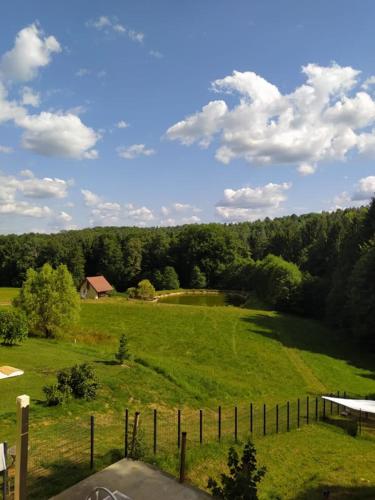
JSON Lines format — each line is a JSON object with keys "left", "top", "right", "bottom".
{"left": 80, "top": 276, "right": 114, "bottom": 299}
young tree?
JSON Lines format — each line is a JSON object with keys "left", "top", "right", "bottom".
{"left": 190, "top": 265, "right": 207, "bottom": 289}
{"left": 0, "top": 309, "right": 28, "bottom": 345}
{"left": 136, "top": 279, "right": 156, "bottom": 300}
{"left": 207, "top": 440, "right": 266, "bottom": 499}
{"left": 116, "top": 334, "right": 129, "bottom": 364}
{"left": 161, "top": 266, "right": 180, "bottom": 290}
{"left": 15, "top": 263, "right": 80, "bottom": 338}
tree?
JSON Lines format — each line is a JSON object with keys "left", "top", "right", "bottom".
{"left": 136, "top": 279, "right": 155, "bottom": 300}
{"left": 190, "top": 265, "right": 207, "bottom": 289}
{"left": 15, "top": 263, "right": 80, "bottom": 338}
{"left": 207, "top": 440, "right": 266, "bottom": 499}
{"left": 0, "top": 309, "right": 28, "bottom": 345}
{"left": 116, "top": 334, "right": 129, "bottom": 364}
{"left": 157, "top": 266, "right": 180, "bottom": 290}
{"left": 254, "top": 255, "right": 302, "bottom": 311}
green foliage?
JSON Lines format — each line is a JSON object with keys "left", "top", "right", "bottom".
{"left": 208, "top": 440, "right": 266, "bottom": 499}
{"left": 43, "top": 363, "right": 99, "bottom": 405}
{"left": 0, "top": 308, "right": 28, "bottom": 345}
{"left": 15, "top": 263, "right": 80, "bottom": 338}
{"left": 190, "top": 265, "right": 207, "bottom": 289}
{"left": 115, "top": 334, "right": 129, "bottom": 364}
{"left": 153, "top": 266, "right": 180, "bottom": 290}
{"left": 135, "top": 279, "right": 155, "bottom": 300}
{"left": 347, "top": 242, "right": 375, "bottom": 345}
{"left": 255, "top": 255, "right": 302, "bottom": 311}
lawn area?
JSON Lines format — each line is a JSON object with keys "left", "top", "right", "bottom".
{"left": 0, "top": 296, "right": 375, "bottom": 498}
{"left": 0, "top": 287, "right": 19, "bottom": 304}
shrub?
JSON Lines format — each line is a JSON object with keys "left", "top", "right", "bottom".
{"left": 208, "top": 440, "right": 266, "bottom": 499}
{"left": 0, "top": 309, "right": 28, "bottom": 345}
{"left": 136, "top": 279, "right": 155, "bottom": 300}
{"left": 126, "top": 287, "right": 137, "bottom": 298}
{"left": 43, "top": 363, "right": 99, "bottom": 405}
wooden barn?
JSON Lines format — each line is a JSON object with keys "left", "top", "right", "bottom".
{"left": 80, "top": 276, "right": 113, "bottom": 299}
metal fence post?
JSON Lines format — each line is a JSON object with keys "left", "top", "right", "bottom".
{"left": 199, "top": 410, "right": 203, "bottom": 445}
{"left": 90, "top": 415, "right": 94, "bottom": 470}
{"left": 179, "top": 432, "right": 187, "bottom": 483}
{"left": 124, "top": 409, "right": 129, "bottom": 458}
{"left": 153, "top": 409, "right": 157, "bottom": 455}
{"left": 15, "top": 395, "right": 29, "bottom": 500}
{"left": 177, "top": 410, "right": 181, "bottom": 449}
{"left": 130, "top": 412, "right": 140, "bottom": 458}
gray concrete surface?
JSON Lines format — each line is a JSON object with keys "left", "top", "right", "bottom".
{"left": 51, "top": 459, "right": 211, "bottom": 500}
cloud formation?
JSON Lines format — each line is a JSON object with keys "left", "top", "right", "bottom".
{"left": 160, "top": 203, "right": 201, "bottom": 226}
{"left": 117, "top": 144, "right": 155, "bottom": 159}
{"left": 216, "top": 182, "right": 291, "bottom": 221}
{"left": 167, "top": 63, "right": 375, "bottom": 174}
{"left": 87, "top": 16, "right": 144, "bottom": 43}
{"left": 0, "top": 23, "right": 61, "bottom": 82}
{"left": 334, "top": 176, "right": 375, "bottom": 209}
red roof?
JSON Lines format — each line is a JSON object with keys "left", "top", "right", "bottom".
{"left": 86, "top": 276, "right": 113, "bottom": 293}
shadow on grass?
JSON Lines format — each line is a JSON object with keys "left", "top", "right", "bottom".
{"left": 28, "top": 459, "right": 91, "bottom": 500}
{"left": 94, "top": 360, "right": 119, "bottom": 366}
{"left": 294, "top": 484, "right": 375, "bottom": 499}
{"left": 241, "top": 312, "right": 375, "bottom": 384}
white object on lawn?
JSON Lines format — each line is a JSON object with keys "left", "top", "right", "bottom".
{"left": 322, "top": 396, "right": 375, "bottom": 414}
{"left": 0, "top": 366, "right": 24, "bottom": 380}
{"left": 0, "top": 443, "right": 6, "bottom": 472}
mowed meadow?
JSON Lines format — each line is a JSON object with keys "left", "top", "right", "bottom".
{"left": 1, "top": 293, "right": 375, "bottom": 498}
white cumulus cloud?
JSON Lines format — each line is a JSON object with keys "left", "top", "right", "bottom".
{"left": 352, "top": 176, "right": 375, "bottom": 201}
{"left": 116, "top": 120, "right": 129, "bottom": 129}
{"left": 17, "top": 112, "right": 99, "bottom": 159}
{"left": 21, "top": 86, "right": 40, "bottom": 107}
{"left": 0, "top": 23, "right": 61, "bottom": 82}
{"left": 117, "top": 144, "right": 155, "bottom": 160}
{"left": 167, "top": 63, "right": 375, "bottom": 174}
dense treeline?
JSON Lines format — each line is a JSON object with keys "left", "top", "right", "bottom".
{"left": 0, "top": 200, "right": 374, "bottom": 348}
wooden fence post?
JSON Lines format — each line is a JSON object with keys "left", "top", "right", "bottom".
{"left": 124, "top": 409, "right": 129, "bottom": 458}
{"left": 234, "top": 407, "right": 238, "bottom": 443}
{"left": 218, "top": 406, "right": 221, "bottom": 442}
{"left": 177, "top": 410, "right": 181, "bottom": 449}
{"left": 179, "top": 432, "right": 187, "bottom": 483}
{"left": 130, "top": 412, "right": 140, "bottom": 458}
{"left": 199, "top": 410, "right": 203, "bottom": 445}
{"left": 15, "top": 395, "right": 29, "bottom": 500}
{"left": 153, "top": 409, "right": 157, "bottom": 455}
{"left": 90, "top": 415, "right": 95, "bottom": 470}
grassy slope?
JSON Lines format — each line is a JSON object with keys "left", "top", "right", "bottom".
{"left": 0, "top": 287, "right": 18, "bottom": 304}
{"left": 1, "top": 297, "right": 375, "bottom": 498}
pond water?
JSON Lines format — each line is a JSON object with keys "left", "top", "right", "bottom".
{"left": 157, "top": 292, "right": 245, "bottom": 307}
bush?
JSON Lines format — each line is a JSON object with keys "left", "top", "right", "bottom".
{"left": 136, "top": 279, "right": 156, "bottom": 300}
{"left": 43, "top": 363, "right": 99, "bottom": 405}
{"left": 0, "top": 309, "right": 28, "bottom": 345}
{"left": 208, "top": 440, "right": 266, "bottom": 499}
{"left": 126, "top": 287, "right": 137, "bottom": 298}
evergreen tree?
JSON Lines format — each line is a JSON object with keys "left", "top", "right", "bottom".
{"left": 116, "top": 334, "right": 129, "bottom": 364}
{"left": 161, "top": 266, "right": 180, "bottom": 290}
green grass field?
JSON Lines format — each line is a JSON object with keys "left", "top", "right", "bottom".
{"left": 0, "top": 287, "right": 19, "bottom": 304}
{"left": 1, "top": 294, "right": 374, "bottom": 498}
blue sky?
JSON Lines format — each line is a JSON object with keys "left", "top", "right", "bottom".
{"left": 0, "top": 0, "right": 375, "bottom": 233}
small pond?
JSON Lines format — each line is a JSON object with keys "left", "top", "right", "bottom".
{"left": 157, "top": 292, "right": 245, "bottom": 307}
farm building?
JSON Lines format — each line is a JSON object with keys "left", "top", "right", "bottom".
{"left": 80, "top": 276, "right": 113, "bottom": 299}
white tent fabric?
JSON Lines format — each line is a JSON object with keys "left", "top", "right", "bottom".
{"left": 322, "top": 396, "right": 375, "bottom": 414}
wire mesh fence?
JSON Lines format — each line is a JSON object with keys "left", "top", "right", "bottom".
{"left": 1, "top": 391, "right": 367, "bottom": 499}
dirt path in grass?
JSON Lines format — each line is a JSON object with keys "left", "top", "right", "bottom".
{"left": 283, "top": 346, "right": 327, "bottom": 394}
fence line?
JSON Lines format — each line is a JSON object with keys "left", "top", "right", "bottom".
{"left": 22, "top": 391, "right": 362, "bottom": 498}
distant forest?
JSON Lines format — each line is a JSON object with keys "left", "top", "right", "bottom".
{"left": 1, "top": 199, "right": 374, "bottom": 349}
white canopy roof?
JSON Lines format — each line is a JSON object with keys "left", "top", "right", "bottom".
{"left": 322, "top": 396, "right": 375, "bottom": 414}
